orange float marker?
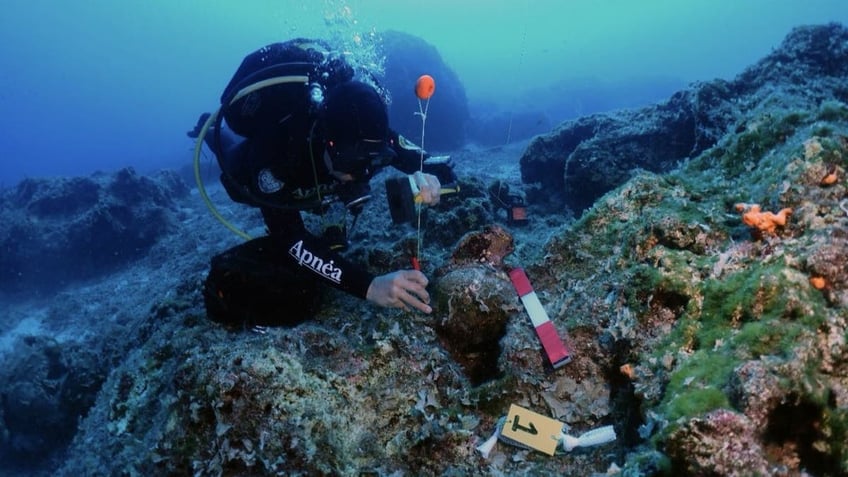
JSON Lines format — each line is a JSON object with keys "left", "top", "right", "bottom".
{"left": 415, "top": 74, "right": 435, "bottom": 100}
{"left": 410, "top": 74, "right": 435, "bottom": 269}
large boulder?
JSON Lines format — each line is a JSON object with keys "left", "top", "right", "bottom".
{"left": 0, "top": 336, "right": 108, "bottom": 468}
{"left": 0, "top": 168, "right": 188, "bottom": 296}
{"left": 521, "top": 82, "right": 737, "bottom": 213}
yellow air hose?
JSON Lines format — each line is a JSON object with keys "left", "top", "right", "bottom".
{"left": 192, "top": 74, "right": 311, "bottom": 241}
{"left": 192, "top": 109, "right": 253, "bottom": 241}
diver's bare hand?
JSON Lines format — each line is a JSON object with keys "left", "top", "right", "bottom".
{"left": 413, "top": 171, "right": 441, "bottom": 205}
{"left": 366, "top": 270, "right": 432, "bottom": 313}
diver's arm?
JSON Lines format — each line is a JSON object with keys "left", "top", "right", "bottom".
{"left": 262, "top": 208, "right": 432, "bottom": 312}
{"left": 261, "top": 208, "right": 374, "bottom": 299}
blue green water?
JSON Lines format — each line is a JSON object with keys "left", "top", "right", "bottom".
{"left": 1, "top": 0, "right": 845, "bottom": 184}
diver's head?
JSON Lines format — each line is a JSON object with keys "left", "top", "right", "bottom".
{"left": 321, "top": 81, "right": 396, "bottom": 182}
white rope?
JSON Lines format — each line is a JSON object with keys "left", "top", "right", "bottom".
{"left": 559, "top": 425, "right": 617, "bottom": 452}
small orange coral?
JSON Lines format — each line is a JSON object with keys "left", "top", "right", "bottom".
{"left": 809, "top": 276, "right": 827, "bottom": 290}
{"left": 820, "top": 164, "right": 838, "bottom": 186}
{"left": 734, "top": 203, "right": 793, "bottom": 236}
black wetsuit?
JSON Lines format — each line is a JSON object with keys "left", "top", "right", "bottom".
{"left": 200, "top": 39, "right": 455, "bottom": 327}
{"left": 225, "top": 125, "right": 425, "bottom": 298}
{"left": 202, "top": 120, "right": 431, "bottom": 327}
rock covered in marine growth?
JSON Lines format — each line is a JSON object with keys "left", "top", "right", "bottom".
{"left": 0, "top": 167, "right": 187, "bottom": 296}
{"left": 448, "top": 223, "right": 515, "bottom": 268}
{"left": 0, "top": 335, "right": 108, "bottom": 467}
{"left": 665, "top": 409, "right": 772, "bottom": 475}
{"left": 432, "top": 225, "right": 519, "bottom": 384}
{"left": 521, "top": 23, "right": 848, "bottom": 214}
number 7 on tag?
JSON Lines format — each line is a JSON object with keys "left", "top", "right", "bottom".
{"left": 501, "top": 404, "right": 563, "bottom": 455}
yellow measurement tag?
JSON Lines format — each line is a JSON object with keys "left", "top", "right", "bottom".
{"left": 501, "top": 404, "right": 563, "bottom": 456}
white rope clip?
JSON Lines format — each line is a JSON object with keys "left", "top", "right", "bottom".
{"left": 559, "top": 425, "right": 617, "bottom": 452}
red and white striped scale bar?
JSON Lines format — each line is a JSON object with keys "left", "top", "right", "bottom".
{"left": 509, "top": 267, "right": 572, "bottom": 369}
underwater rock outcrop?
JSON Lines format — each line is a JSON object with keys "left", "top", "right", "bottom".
{"left": 521, "top": 23, "right": 848, "bottom": 215}
{"left": 0, "top": 336, "right": 108, "bottom": 468}
{"left": 0, "top": 167, "right": 187, "bottom": 296}
{"left": 529, "top": 72, "right": 848, "bottom": 474}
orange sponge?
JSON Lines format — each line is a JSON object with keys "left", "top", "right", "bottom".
{"left": 735, "top": 203, "right": 792, "bottom": 236}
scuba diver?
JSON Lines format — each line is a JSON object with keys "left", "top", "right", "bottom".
{"left": 189, "top": 39, "right": 456, "bottom": 328}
